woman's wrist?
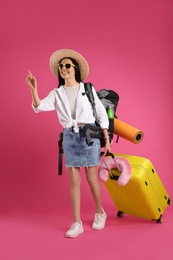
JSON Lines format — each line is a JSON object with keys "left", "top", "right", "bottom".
{"left": 104, "top": 138, "right": 110, "bottom": 144}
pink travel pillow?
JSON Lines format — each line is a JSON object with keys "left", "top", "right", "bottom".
{"left": 98, "top": 156, "right": 132, "bottom": 186}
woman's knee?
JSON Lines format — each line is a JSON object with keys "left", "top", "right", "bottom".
{"left": 85, "top": 166, "right": 98, "bottom": 185}
{"left": 68, "top": 167, "right": 81, "bottom": 186}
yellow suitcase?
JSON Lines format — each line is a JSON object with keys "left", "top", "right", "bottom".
{"left": 103, "top": 153, "right": 171, "bottom": 223}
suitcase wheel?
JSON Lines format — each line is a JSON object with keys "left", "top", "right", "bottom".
{"left": 117, "top": 211, "right": 124, "bottom": 218}
{"left": 152, "top": 215, "right": 163, "bottom": 223}
{"left": 167, "top": 198, "right": 172, "bottom": 206}
{"left": 156, "top": 215, "right": 163, "bottom": 224}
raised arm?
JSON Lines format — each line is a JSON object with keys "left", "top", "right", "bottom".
{"left": 26, "top": 70, "right": 40, "bottom": 107}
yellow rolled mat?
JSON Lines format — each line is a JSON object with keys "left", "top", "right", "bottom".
{"left": 114, "top": 118, "right": 144, "bottom": 144}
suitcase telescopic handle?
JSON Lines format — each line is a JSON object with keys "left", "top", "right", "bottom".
{"left": 100, "top": 151, "right": 114, "bottom": 158}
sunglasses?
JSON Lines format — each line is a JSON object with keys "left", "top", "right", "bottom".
{"left": 58, "top": 63, "right": 75, "bottom": 70}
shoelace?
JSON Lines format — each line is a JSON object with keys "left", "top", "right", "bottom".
{"left": 70, "top": 222, "right": 80, "bottom": 230}
{"left": 94, "top": 214, "right": 103, "bottom": 224}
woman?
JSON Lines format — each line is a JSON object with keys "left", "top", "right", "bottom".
{"left": 26, "top": 49, "right": 111, "bottom": 238}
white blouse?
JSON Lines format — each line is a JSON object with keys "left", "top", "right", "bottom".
{"left": 32, "top": 82, "right": 109, "bottom": 132}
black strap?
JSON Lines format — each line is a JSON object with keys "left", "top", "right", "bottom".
{"left": 84, "top": 82, "right": 98, "bottom": 121}
{"left": 100, "top": 151, "right": 114, "bottom": 158}
{"left": 58, "top": 132, "right": 64, "bottom": 175}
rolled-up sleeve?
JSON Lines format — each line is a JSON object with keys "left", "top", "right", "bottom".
{"left": 32, "top": 90, "right": 56, "bottom": 113}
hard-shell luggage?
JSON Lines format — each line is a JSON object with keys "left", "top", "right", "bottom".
{"left": 103, "top": 154, "right": 171, "bottom": 223}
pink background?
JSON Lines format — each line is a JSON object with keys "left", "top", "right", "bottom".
{"left": 1, "top": 0, "right": 173, "bottom": 259}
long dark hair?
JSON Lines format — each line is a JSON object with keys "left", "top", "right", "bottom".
{"left": 57, "top": 57, "right": 82, "bottom": 87}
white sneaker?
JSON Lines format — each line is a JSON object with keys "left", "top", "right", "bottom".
{"left": 92, "top": 208, "right": 107, "bottom": 230}
{"left": 65, "top": 222, "right": 84, "bottom": 238}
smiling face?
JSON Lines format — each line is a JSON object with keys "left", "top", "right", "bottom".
{"left": 58, "top": 58, "right": 76, "bottom": 81}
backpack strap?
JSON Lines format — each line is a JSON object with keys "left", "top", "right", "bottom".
{"left": 58, "top": 132, "right": 64, "bottom": 175}
{"left": 84, "top": 82, "right": 98, "bottom": 121}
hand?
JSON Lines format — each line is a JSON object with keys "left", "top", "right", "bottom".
{"left": 26, "top": 70, "right": 37, "bottom": 91}
{"left": 104, "top": 140, "right": 111, "bottom": 156}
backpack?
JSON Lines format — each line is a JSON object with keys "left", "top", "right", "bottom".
{"left": 97, "top": 89, "right": 119, "bottom": 116}
{"left": 58, "top": 82, "right": 119, "bottom": 175}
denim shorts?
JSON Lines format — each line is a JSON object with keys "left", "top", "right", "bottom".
{"left": 63, "top": 127, "right": 101, "bottom": 167}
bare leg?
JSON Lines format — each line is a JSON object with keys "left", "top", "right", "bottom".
{"left": 85, "top": 166, "right": 103, "bottom": 214}
{"left": 67, "top": 167, "right": 81, "bottom": 223}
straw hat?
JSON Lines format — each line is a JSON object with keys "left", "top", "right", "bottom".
{"left": 49, "top": 49, "right": 89, "bottom": 80}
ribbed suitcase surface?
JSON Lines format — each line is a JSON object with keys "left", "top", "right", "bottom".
{"left": 104, "top": 154, "right": 171, "bottom": 223}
